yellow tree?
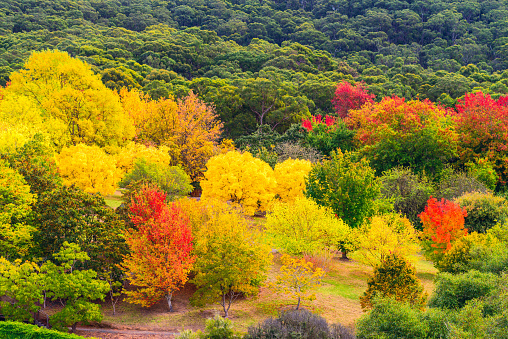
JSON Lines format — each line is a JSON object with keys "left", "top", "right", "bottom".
{"left": 56, "top": 144, "right": 122, "bottom": 195}
{"left": 271, "top": 254, "right": 325, "bottom": 310}
{"left": 111, "top": 142, "right": 172, "bottom": 173}
{"left": 5, "top": 50, "right": 135, "bottom": 147}
{"left": 273, "top": 159, "right": 312, "bottom": 203}
{"left": 201, "top": 151, "right": 277, "bottom": 216}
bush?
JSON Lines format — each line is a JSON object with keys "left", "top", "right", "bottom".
{"left": 246, "top": 309, "right": 355, "bottom": 339}
{"left": 0, "top": 321, "right": 88, "bottom": 339}
{"left": 435, "top": 232, "right": 488, "bottom": 273}
{"left": 467, "top": 241, "right": 508, "bottom": 274}
{"left": 379, "top": 167, "right": 434, "bottom": 230}
{"left": 454, "top": 192, "right": 508, "bottom": 233}
{"left": 466, "top": 157, "right": 498, "bottom": 191}
{"left": 275, "top": 142, "right": 322, "bottom": 163}
{"left": 360, "top": 254, "right": 427, "bottom": 310}
{"left": 175, "top": 315, "right": 239, "bottom": 339}
{"left": 429, "top": 270, "right": 498, "bottom": 309}
{"left": 436, "top": 172, "right": 490, "bottom": 201}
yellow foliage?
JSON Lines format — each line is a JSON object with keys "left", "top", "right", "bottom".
{"left": 174, "top": 197, "right": 208, "bottom": 237}
{"left": 56, "top": 144, "right": 122, "bottom": 195}
{"left": 266, "top": 197, "right": 351, "bottom": 254}
{"left": 5, "top": 50, "right": 135, "bottom": 147}
{"left": 352, "top": 213, "right": 420, "bottom": 267}
{"left": 201, "top": 151, "right": 276, "bottom": 216}
{"left": 274, "top": 158, "right": 312, "bottom": 203}
{"left": 271, "top": 254, "right": 325, "bottom": 309}
{"left": 110, "top": 142, "right": 172, "bottom": 173}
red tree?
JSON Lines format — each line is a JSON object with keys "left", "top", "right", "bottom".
{"left": 419, "top": 197, "right": 468, "bottom": 262}
{"left": 331, "top": 81, "right": 375, "bottom": 119}
{"left": 122, "top": 186, "right": 195, "bottom": 311}
{"left": 455, "top": 91, "right": 508, "bottom": 184}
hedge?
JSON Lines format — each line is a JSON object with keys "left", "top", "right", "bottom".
{"left": 0, "top": 321, "right": 89, "bottom": 339}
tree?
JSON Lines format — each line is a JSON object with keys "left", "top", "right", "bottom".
{"left": 331, "top": 81, "right": 375, "bottom": 119}
{"left": 352, "top": 214, "right": 420, "bottom": 268}
{"left": 360, "top": 254, "right": 427, "bottom": 311}
{"left": 112, "top": 142, "right": 172, "bottom": 173}
{"left": 191, "top": 200, "right": 272, "bottom": 318}
{"left": 5, "top": 50, "right": 135, "bottom": 147}
{"left": 201, "top": 151, "right": 276, "bottom": 216}
{"left": 265, "top": 197, "right": 351, "bottom": 255}
{"left": 302, "top": 115, "right": 356, "bottom": 156}
{"left": 419, "top": 197, "right": 468, "bottom": 263}
{"left": 273, "top": 159, "right": 312, "bottom": 203}
{"left": 122, "top": 187, "right": 195, "bottom": 311}
{"left": 271, "top": 254, "right": 325, "bottom": 310}
{"left": 0, "top": 160, "right": 35, "bottom": 260}
{"left": 56, "top": 143, "right": 122, "bottom": 195}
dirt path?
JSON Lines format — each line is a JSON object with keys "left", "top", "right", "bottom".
{"left": 75, "top": 327, "right": 179, "bottom": 338}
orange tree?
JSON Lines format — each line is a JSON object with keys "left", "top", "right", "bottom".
{"left": 419, "top": 197, "right": 468, "bottom": 263}
{"left": 346, "top": 96, "right": 458, "bottom": 178}
{"left": 122, "top": 186, "right": 195, "bottom": 311}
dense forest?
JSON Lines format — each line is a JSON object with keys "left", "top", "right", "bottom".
{"left": 2, "top": 0, "right": 508, "bottom": 137}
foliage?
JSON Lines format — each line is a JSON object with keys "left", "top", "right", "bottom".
{"left": 379, "top": 167, "right": 434, "bottom": 230}
{"left": 346, "top": 96, "right": 458, "bottom": 177}
{"left": 0, "top": 321, "right": 88, "bottom": 339}
{"left": 0, "top": 160, "right": 35, "bottom": 259}
{"left": 352, "top": 214, "right": 420, "bottom": 268}
{"left": 201, "top": 151, "right": 276, "bottom": 216}
{"left": 419, "top": 197, "right": 468, "bottom": 263}
{"left": 191, "top": 200, "right": 272, "bottom": 317}
{"left": 465, "top": 157, "right": 498, "bottom": 191}
{"left": 122, "top": 186, "right": 195, "bottom": 311}
{"left": 454, "top": 192, "right": 508, "bottom": 233}
{"left": 112, "top": 142, "right": 172, "bottom": 173}
{"left": 246, "top": 309, "right": 355, "bottom": 339}
{"left": 429, "top": 270, "right": 498, "bottom": 310}
{"left": 436, "top": 172, "right": 491, "bottom": 201}
{"left": 266, "top": 197, "right": 351, "bottom": 255}
{"left": 332, "top": 81, "right": 375, "bottom": 119}
{"left": 31, "top": 185, "right": 127, "bottom": 280}
{"left": 56, "top": 143, "right": 122, "bottom": 195}
{"left": 175, "top": 315, "right": 240, "bottom": 339}
{"left": 305, "top": 149, "right": 380, "bottom": 230}
{"left": 302, "top": 115, "right": 355, "bottom": 156}
{"left": 119, "top": 158, "right": 193, "bottom": 200}
{"left": 467, "top": 241, "right": 508, "bottom": 274}
{"left": 271, "top": 254, "right": 325, "bottom": 310}
{"left": 356, "top": 298, "right": 448, "bottom": 339}
{"left": 273, "top": 159, "right": 312, "bottom": 203}
{"left": 360, "top": 254, "right": 427, "bottom": 311}
{"left": 275, "top": 142, "right": 322, "bottom": 163}
{"left": 5, "top": 50, "right": 134, "bottom": 147}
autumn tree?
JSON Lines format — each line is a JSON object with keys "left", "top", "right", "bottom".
{"left": 112, "top": 142, "right": 172, "bottom": 173}
{"left": 419, "top": 197, "right": 468, "bottom": 263}
{"left": 265, "top": 197, "right": 351, "bottom": 255}
{"left": 302, "top": 114, "right": 355, "bottom": 156}
{"left": 201, "top": 151, "right": 276, "bottom": 216}
{"left": 271, "top": 254, "right": 325, "bottom": 310}
{"left": 305, "top": 149, "right": 379, "bottom": 258}
{"left": 4, "top": 50, "right": 135, "bottom": 147}
{"left": 273, "top": 159, "right": 312, "bottom": 203}
{"left": 331, "top": 81, "right": 375, "bottom": 119}
{"left": 360, "top": 254, "right": 427, "bottom": 311}
{"left": 56, "top": 143, "right": 122, "bottom": 195}
{"left": 122, "top": 186, "right": 195, "bottom": 311}
{"left": 191, "top": 200, "right": 272, "bottom": 318}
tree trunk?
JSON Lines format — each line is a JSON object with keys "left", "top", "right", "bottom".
{"left": 165, "top": 292, "right": 173, "bottom": 312}
{"left": 296, "top": 296, "right": 301, "bottom": 310}
{"left": 341, "top": 250, "right": 349, "bottom": 260}
{"left": 71, "top": 322, "right": 77, "bottom": 333}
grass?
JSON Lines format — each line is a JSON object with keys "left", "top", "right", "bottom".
{"left": 104, "top": 190, "right": 124, "bottom": 209}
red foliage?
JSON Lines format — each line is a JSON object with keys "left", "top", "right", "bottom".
{"left": 301, "top": 114, "right": 337, "bottom": 132}
{"left": 454, "top": 92, "right": 508, "bottom": 184}
{"left": 331, "top": 81, "right": 375, "bottom": 119}
{"left": 123, "top": 186, "right": 195, "bottom": 308}
{"left": 419, "top": 197, "right": 468, "bottom": 255}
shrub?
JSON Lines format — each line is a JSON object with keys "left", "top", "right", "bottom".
{"left": 454, "top": 192, "right": 508, "bottom": 233}
{"left": 379, "top": 167, "right": 434, "bottom": 230}
{"left": 435, "top": 232, "right": 491, "bottom": 273}
{"left": 275, "top": 142, "right": 322, "bottom": 163}
{"left": 466, "top": 157, "right": 498, "bottom": 191}
{"left": 175, "top": 315, "right": 239, "bottom": 339}
{"left": 436, "top": 172, "right": 490, "bottom": 201}
{"left": 467, "top": 241, "right": 508, "bottom": 274}
{"left": 0, "top": 321, "right": 88, "bottom": 339}
{"left": 303, "top": 115, "right": 356, "bottom": 156}
{"left": 246, "top": 309, "right": 354, "bottom": 339}
{"left": 360, "top": 254, "right": 427, "bottom": 310}
{"left": 429, "top": 270, "right": 498, "bottom": 310}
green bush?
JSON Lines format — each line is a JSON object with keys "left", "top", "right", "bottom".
{"left": 379, "top": 167, "right": 434, "bottom": 229}
{"left": 0, "top": 321, "right": 89, "bottom": 339}
{"left": 454, "top": 192, "right": 508, "bottom": 233}
{"left": 467, "top": 242, "right": 508, "bottom": 274}
{"left": 436, "top": 172, "right": 490, "bottom": 201}
{"left": 466, "top": 158, "right": 498, "bottom": 191}
{"left": 429, "top": 270, "right": 498, "bottom": 309}
{"left": 175, "top": 315, "right": 239, "bottom": 339}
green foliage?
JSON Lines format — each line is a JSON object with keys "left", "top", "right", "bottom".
{"left": 305, "top": 119, "right": 356, "bottom": 156}
{"left": 454, "top": 192, "right": 508, "bottom": 233}
{"left": 379, "top": 167, "right": 434, "bottom": 230}
{"left": 436, "top": 172, "right": 490, "bottom": 201}
{"left": 175, "top": 315, "right": 239, "bottom": 339}
{"left": 360, "top": 254, "right": 427, "bottom": 311}
{"left": 0, "top": 321, "right": 88, "bottom": 339}
{"left": 119, "top": 158, "right": 193, "bottom": 200}
{"left": 429, "top": 270, "right": 498, "bottom": 310}
{"left": 466, "top": 158, "right": 498, "bottom": 191}
{"left": 305, "top": 150, "right": 380, "bottom": 229}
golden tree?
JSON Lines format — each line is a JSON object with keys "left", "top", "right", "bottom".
{"left": 273, "top": 159, "right": 312, "bottom": 203}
